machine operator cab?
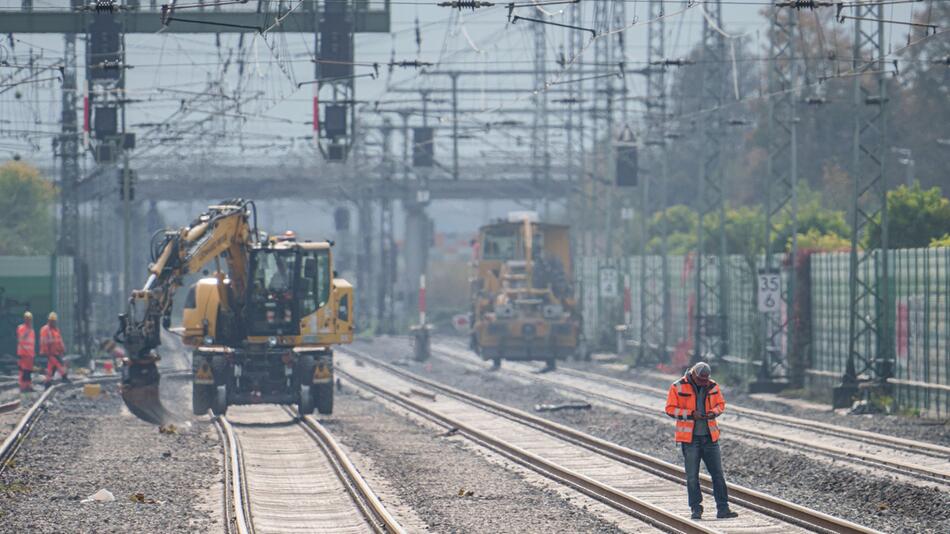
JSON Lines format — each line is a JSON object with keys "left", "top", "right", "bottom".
{"left": 182, "top": 232, "right": 353, "bottom": 348}
{"left": 247, "top": 242, "right": 331, "bottom": 338}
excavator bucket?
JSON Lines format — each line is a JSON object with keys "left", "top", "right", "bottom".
{"left": 121, "top": 360, "right": 175, "bottom": 425}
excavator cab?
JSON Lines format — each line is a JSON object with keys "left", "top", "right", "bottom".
{"left": 248, "top": 249, "right": 300, "bottom": 334}
{"left": 245, "top": 246, "right": 332, "bottom": 336}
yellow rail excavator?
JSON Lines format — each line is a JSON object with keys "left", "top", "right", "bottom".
{"left": 115, "top": 199, "right": 353, "bottom": 424}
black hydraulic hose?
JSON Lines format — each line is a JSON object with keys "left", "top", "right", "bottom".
{"left": 244, "top": 199, "right": 260, "bottom": 243}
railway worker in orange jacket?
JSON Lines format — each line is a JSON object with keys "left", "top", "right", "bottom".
{"left": 665, "top": 362, "right": 738, "bottom": 520}
{"left": 40, "top": 311, "right": 69, "bottom": 387}
{"left": 16, "top": 311, "right": 36, "bottom": 392}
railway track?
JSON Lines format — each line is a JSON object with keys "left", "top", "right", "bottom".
{"left": 433, "top": 342, "right": 950, "bottom": 486}
{"left": 0, "top": 370, "right": 191, "bottom": 475}
{"left": 215, "top": 404, "right": 404, "bottom": 534}
{"left": 339, "top": 347, "right": 878, "bottom": 534}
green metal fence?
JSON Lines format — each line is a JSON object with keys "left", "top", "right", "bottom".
{"left": 580, "top": 247, "right": 950, "bottom": 417}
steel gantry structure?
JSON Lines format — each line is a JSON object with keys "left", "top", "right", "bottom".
{"left": 753, "top": 5, "right": 801, "bottom": 392}
{"left": 635, "top": 0, "right": 671, "bottom": 367}
{"left": 691, "top": 0, "right": 729, "bottom": 365}
{"left": 835, "top": 3, "right": 892, "bottom": 407}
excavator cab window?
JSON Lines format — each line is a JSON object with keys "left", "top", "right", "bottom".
{"left": 299, "top": 250, "right": 331, "bottom": 317}
{"left": 248, "top": 249, "right": 299, "bottom": 336}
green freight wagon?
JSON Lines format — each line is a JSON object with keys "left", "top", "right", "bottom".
{"left": 0, "top": 256, "right": 75, "bottom": 375}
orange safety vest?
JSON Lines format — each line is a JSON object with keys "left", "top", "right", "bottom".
{"left": 40, "top": 324, "right": 65, "bottom": 357}
{"left": 16, "top": 323, "right": 35, "bottom": 358}
{"left": 664, "top": 375, "right": 726, "bottom": 443}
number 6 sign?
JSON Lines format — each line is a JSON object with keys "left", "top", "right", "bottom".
{"left": 757, "top": 273, "right": 781, "bottom": 313}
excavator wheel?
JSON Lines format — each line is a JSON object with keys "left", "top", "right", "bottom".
{"left": 296, "top": 355, "right": 315, "bottom": 416}
{"left": 315, "top": 380, "right": 333, "bottom": 415}
{"left": 210, "top": 356, "right": 229, "bottom": 417}
{"left": 299, "top": 385, "right": 314, "bottom": 416}
{"left": 192, "top": 382, "right": 213, "bottom": 416}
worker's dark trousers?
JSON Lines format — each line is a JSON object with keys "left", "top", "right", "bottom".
{"left": 681, "top": 434, "right": 730, "bottom": 512}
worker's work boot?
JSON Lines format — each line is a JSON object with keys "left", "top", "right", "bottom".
{"left": 61, "top": 376, "right": 71, "bottom": 384}
{"left": 44, "top": 381, "right": 54, "bottom": 390}
{"left": 540, "top": 359, "right": 557, "bottom": 373}
{"left": 716, "top": 509, "right": 738, "bottom": 519}
{"left": 691, "top": 506, "right": 703, "bottom": 520}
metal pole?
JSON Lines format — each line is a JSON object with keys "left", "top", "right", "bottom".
{"left": 451, "top": 72, "right": 459, "bottom": 180}
{"left": 636, "top": 0, "right": 669, "bottom": 367}
{"left": 692, "top": 0, "right": 727, "bottom": 366}
{"left": 836, "top": 2, "right": 890, "bottom": 407}
{"left": 755, "top": 5, "right": 799, "bottom": 391}
{"left": 122, "top": 154, "right": 131, "bottom": 314}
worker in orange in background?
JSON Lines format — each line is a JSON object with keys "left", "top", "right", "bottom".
{"left": 665, "top": 362, "right": 738, "bottom": 521}
{"left": 41, "top": 311, "right": 69, "bottom": 387}
{"left": 16, "top": 311, "right": 36, "bottom": 392}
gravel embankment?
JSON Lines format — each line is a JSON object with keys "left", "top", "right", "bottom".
{"left": 0, "top": 376, "right": 222, "bottom": 533}
{"left": 433, "top": 336, "right": 950, "bottom": 447}
{"left": 359, "top": 337, "right": 950, "bottom": 534}
{"left": 562, "top": 358, "right": 950, "bottom": 448}
{"left": 325, "top": 381, "right": 631, "bottom": 533}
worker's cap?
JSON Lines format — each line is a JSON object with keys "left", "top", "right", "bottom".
{"left": 23, "top": 311, "right": 33, "bottom": 320}
{"left": 48, "top": 311, "right": 58, "bottom": 321}
{"left": 691, "top": 362, "right": 712, "bottom": 378}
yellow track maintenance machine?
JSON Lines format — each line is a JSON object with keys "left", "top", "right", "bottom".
{"left": 470, "top": 212, "right": 584, "bottom": 371}
{"left": 115, "top": 199, "right": 353, "bottom": 423}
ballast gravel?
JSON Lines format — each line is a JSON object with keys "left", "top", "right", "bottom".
{"left": 360, "top": 337, "right": 950, "bottom": 534}
{"left": 0, "top": 376, "right": 222, "bottom": 534}
{"left": 324, "top": 382, "right": 630, "bottom": 534}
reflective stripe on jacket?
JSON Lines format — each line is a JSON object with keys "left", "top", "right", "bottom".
{"left": 16, "top": 323, "right": 35, "bottom": 358}
{"left": 664, "top": 375, "right": 726, "bottom": 443}
{"left": 39, "top": 324, "right": 65, "bottom": 357}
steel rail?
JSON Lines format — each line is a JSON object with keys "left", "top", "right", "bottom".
{"left": 0, "top": 399, "right": 22, "bottom": 413}
{"left": 550, "top": 367, "right": 950, "bottom": 484}
{"left": 337, "top": 361, "right": 716, "bottom": 534}
{"left": 343, "top": 348, "right": 881, "bottom": 534}
{"left": 0, "top": 383, "right": 61, "bottom": 475}
{"left": 554, "top": 364, "right": 950, "bottom": 456}
{"left": 435, "top": 344, "right": 950, "bottom": 483}
{"left": 218, "top": 406, "right": 404, "bottom": 534}
{"left": 215, "top": 415, "right": 253, "bottom": 534}
{"left": 293, "top": 408, "right": 407, "bottom": 534}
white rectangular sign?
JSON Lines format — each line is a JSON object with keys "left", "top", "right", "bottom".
{"left": 599, "top": 268, "right": 618, "bottom": 298}
{"left": 758, "top": 273, "right": 781, "bottom": 312}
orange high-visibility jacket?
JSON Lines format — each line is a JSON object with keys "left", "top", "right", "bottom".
{"left": 16, "top": 323, "right": 35, "bottom": 358}
{"left": 39, "top": 324, "right": 65, "bottom": 357}
{"left": 664, "top": 375, "right": 726, "bottom": 443}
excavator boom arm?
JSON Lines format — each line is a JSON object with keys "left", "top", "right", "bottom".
{"left": 115, "top": 199, "right": 257, "bottom": 424}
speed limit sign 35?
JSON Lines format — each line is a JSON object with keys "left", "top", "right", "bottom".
{"left": 758, "top": 272, "right": 781, "bottom": 313}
